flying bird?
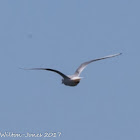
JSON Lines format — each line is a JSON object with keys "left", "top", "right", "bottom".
{"left": 23, "top": 53, "right": 122, "bottom": 86}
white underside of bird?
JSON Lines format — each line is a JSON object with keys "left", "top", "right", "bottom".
{"left": 23, "top": 53, "right": 122, "bottom": 86}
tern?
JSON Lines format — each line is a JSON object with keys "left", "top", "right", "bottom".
{"left": 24, "top": 53, "right": 121, "bottom": 86}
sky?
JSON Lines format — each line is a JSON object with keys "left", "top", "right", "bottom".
{"left": 0, "top": 0, "right": 140, "bottom": 140}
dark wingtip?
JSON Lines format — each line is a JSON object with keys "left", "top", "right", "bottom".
{"left": 19, "top": 67, "right": 39, "bottom": 70}
{"left": 19, "top": 67, "right": 27, "bottom": 70}
{"left": 19, "top": 67, "right": 50, "bottom": 71}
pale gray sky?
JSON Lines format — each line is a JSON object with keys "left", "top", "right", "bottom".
{"left": 0, "top": 0, "right": 140, "bottom": 140}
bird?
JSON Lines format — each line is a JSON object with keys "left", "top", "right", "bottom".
{"left": 23, "top": 53, "right": 122, "bottom": 87}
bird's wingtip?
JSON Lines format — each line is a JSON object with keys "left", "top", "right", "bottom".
{"left": 19, "top": 67, "right": 35, "bottom": 70}
{"left": 114, "top": 52, "right": 122, "bottom": 56}
{"left": 19, "top": 67, "right": 26, "bottom": 70}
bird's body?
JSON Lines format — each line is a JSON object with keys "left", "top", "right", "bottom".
{"left": 62, "top": 77, "right": 81, "bottom": 86}
{"left": 23, "top": 53, "right": 122, "bottom": 86}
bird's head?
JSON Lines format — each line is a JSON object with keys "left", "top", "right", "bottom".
{"left": 71, "top": 77, "right": 83, "bottom": 80}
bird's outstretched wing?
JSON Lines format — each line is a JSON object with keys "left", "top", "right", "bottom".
{"left": 74, "top": 53, "right": 122, "bottom": 76}
{"left": 21, "top": 68, "right": 70, "bottom": 79}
